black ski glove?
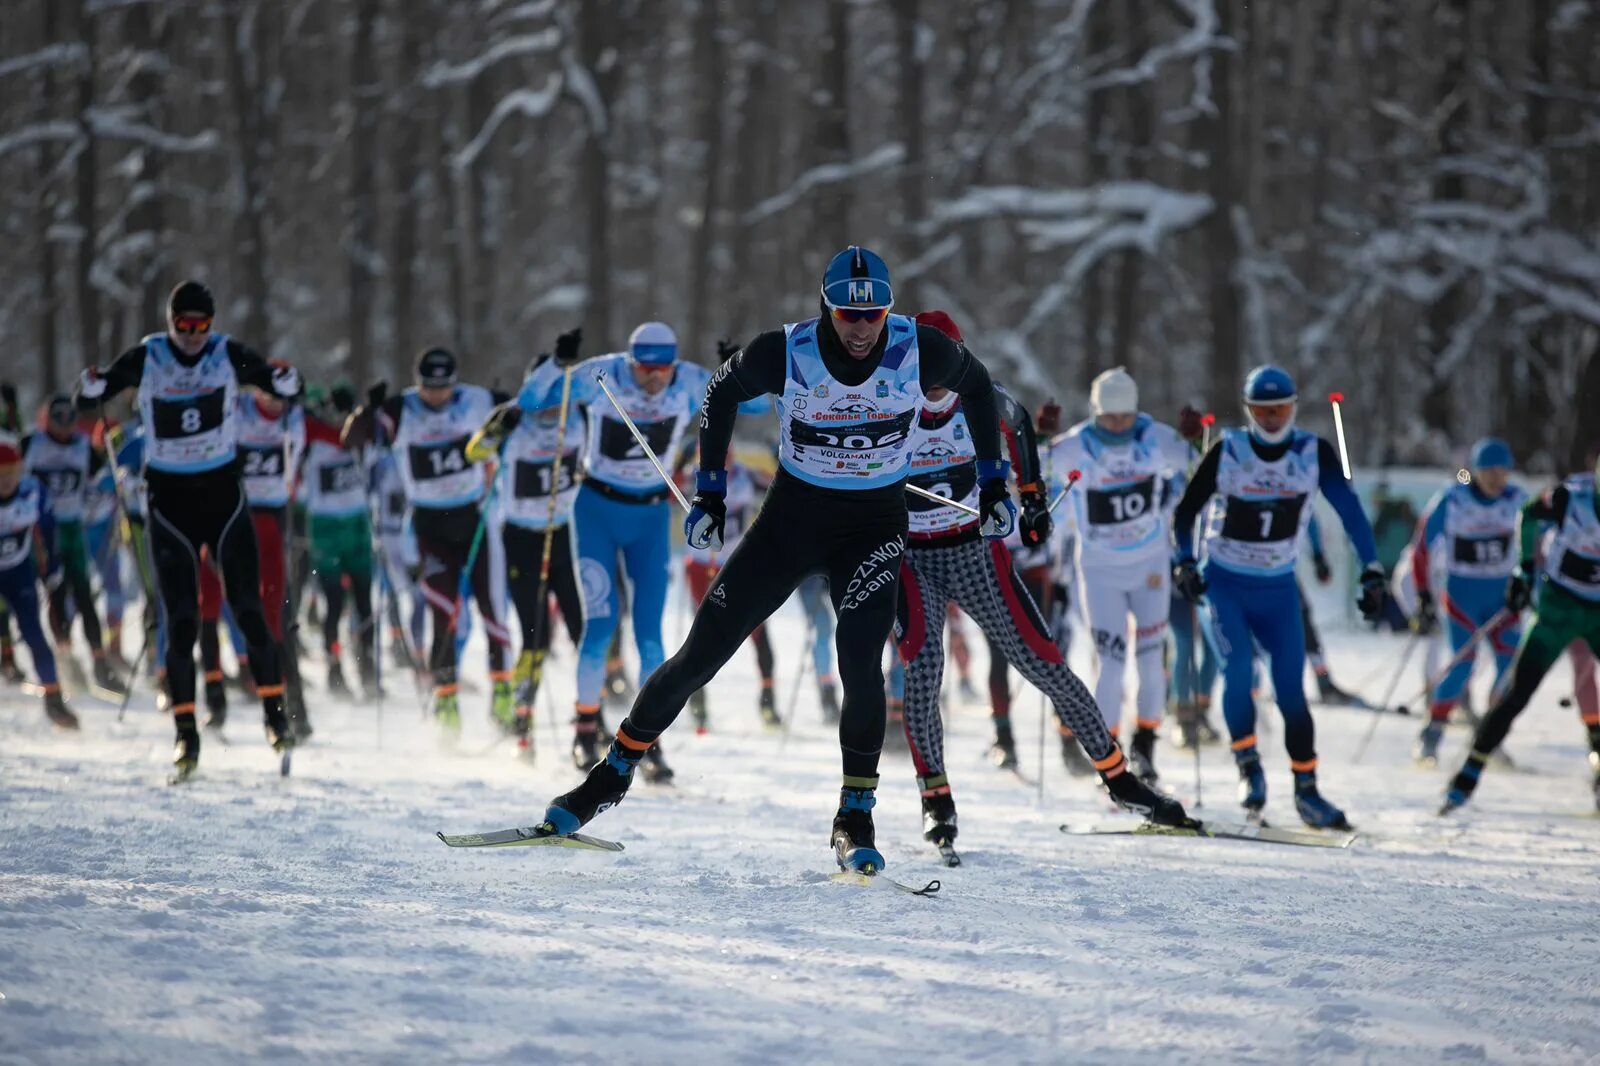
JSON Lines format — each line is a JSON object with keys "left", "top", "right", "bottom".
{"left": 1505, "top": 565, "right": 1534, "bottom": 613}
{"left": 366, "top": 380, "right": 388, "bottom": 408}
{"left": 1172, "top": 557, "right": 1206, "bottom": 602}
{"left": 553, "top": 328, "right": 583, "bottom": 366}
{"left": 1313, "top": 551, "right": 1332, "bottom": 585}
{"left": 1356, "top": 562, "right": 1387, "bottom": 622}
{"left": 716, "top": 337, "right": 741, "bottom": 361}
{"left": 1018, "top": 490, "right": 1051, "bottom": 547}
{"left": 1413, "top": 589, "right": 1438, "bottom": 635}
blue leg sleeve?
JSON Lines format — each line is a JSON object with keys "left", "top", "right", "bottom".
{"left": 1252, "top": 579, "right": 1315, "bottom": 764}
{"left": 1201, "top": 567, "right": 1258, "bottom": 747}
{"left": 0, "top": 567, "right": 57, "bottom": 686}
{"left": 574, "top": 487, "right": 623, "bottom": 706}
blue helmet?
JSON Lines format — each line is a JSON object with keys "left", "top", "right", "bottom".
{"left": 1242, "top": 365, "right": 1297, "bottom": 445}
{"left": 628, "top": 321, "right": 678, "bottom": 367}
{"left": 821, "top": 246, "right": 893, "bottom": 310}
{"left": 1468, "top": 437, "right": 1513, "bottom": 471}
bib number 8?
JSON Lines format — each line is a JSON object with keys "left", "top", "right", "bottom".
{"left": 181, "top": 407, "right": 202, "bottom": 434}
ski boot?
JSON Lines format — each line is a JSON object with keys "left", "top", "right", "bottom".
{"left": 988, "top": 722, "right": 1019, "bottom": 770}
{"left": 1059, "top": 730, "right": 1096, "bottom": 777}
{"left": 1129, "top": 726, "right": 1160, "bottom": 786}
{"left": 543, "top": 740, "right": 639, "bottom": 835}
{"left": 327, "top": 659, "right": 350, "bottom": 697}
{"left": 571, "top": 707, "right": 604, "bottom": 771}
{"left": 1102, "top": 758, "right": 1192, "bottom": 826}
{"left": 1315, "top": 672, "right": 1362, "bottom": 707}
{"left": 172, "top": 716, "right": 201, "bottom": 782}
{"left": 1413, "top": 721, "right": 1445, "bottom": 767}
{"left": 689, "top": 689, "right": 710, "bottom": 733}
{"left": 919, "top": 782, "right": 959, "bottom": 866}
{"left": 1173, "top": 701, "right": 1201, "bottom": 750}
{"left": 818, "top": 680, "right": 841, "bottom": 725}
{"left": 92, "top": 653, "right": 126, "bottom": 694}
{"left": 1440, "top": 751, "right": 1488, "bottom": 814}
{"left": 43, "top": 687, "right": 80, "bottom": 730}
{"left": 263, "top": 692, "right": 296, "bottom": 755}
{"left": 434, "top": 688, "right": 462, "bottom": 736}
{"left": 831, "top": 785, "right": 885, "bottom": 873}
{"left": 1292, "top": 769, "right": 1350, "bottom": 829}
{"left": 203, "top": 673, "right": 228, "bottom": 730}
{"left": 758, "top": 684, "right": 781, "bottom": 729}
{"left": 1236, "top": 749, "right": 1268, "bottom": 817}
{"left": 641, "top": 742, "right": 675, "bottom": 784}
{"left": 1195, "top": 699, "right": 1222, "bottom": 745}
{"left": 490, "top": 677, "right": 518, "bottom": 734}
{"left": 0, "top": 641, "right": 24, "bottom": 684}
{"left": 287, "top": 686, "right": 313, "bottom": 742}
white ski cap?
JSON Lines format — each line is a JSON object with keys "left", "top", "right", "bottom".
{"left": 1090, "top": 367, "right": 1138, "bottom": 415}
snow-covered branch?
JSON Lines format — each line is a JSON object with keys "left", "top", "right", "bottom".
{"left": 0, "top": 43, "right": 88, "bottom": 80}
{"left": 451, "top": 75, "right": 564, "bottom": 172}
{"left": 423, "top": 30, "right": 562, "bottom": 88}
{"left": 741, "top": 143, "right": 906, "bottom": 225}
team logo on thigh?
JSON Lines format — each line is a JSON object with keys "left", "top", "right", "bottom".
{"left": 1093, "top": 628, "right": 1128, "bottom": 660}
{"left": 578, "top": 557, "right": 613, "bottom": 618}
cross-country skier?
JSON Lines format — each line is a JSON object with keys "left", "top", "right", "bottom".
{"left": 23, "top": 396, "right": 124, "bottom": 695}
{"left": 1442, "top": 459, "right": 1600, "bottom": 813}
{"left": 1410, "top": 438, "right": 1525, "bottom": 765}
{"left": 896, "top": 312, "right": 1188, "bottom": 861}
{"left": 1171, "top": 365, "right": 1384, "bottom": 828}
{"left": 513, "top": 324, "right": 711, "bottom": 774}
{"left": 81, "top": 426, "right": 128, "bottom": 671}
{"left": 301, "top": 391, "right": 377, "bottom": 700}
{"left": 110, "top": 419, "right": 160, "bottom": 680}
{"left": 1051, "top": 368, "right": 1192, "bottom": 784}
{"left": 465, "top": 360, "right": 587, "bottom": 742}
{"left": 1167, "top": 404, "right": 1220, "bottom": 749}
{"left": 368, "top": 445, "right": 426, "bottom": 674}
{"left": 341, "top": 349, "right": 511, "bottom": 736}
{"left": 538, "top": 246, "right": 1045, "bottom": 874}
{"left": 0, "top": 436, "right": 78, "bottom": 727}
{"left": 75, "top": 280, "right": 300, "bottom": 777}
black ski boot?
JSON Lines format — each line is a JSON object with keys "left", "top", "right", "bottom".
{"left": 92, "top": 655, "right": 126, "bottom": 695}
{"left": 1315, "top": 672, "right": 1362, "bottom": 707}
{"left": 543, "top": 743, "right": 638, "bottom": 835}
{"left": 1293, "top": 769, "right": 1351, "bottom": 829}
{"left": 919, "top": 781, "right": 960, "bottom": 867}
{"left": 0, "top": 641, "right": 24, "bottom": 684}
{"left": 1102, "top": 761, "right": 1192, "bottom": 827}
{"left": 204, "top": 674, "right": 228, "bottom": 730}
{"left": 988, "top": 722, "right": 1019, "bottom": 770}
{"left": 263, "top": 693, "right": 296, "bottom": 754}
{"left": 819, "top": 681, "right": 841, "bottom": 724}
{"left": 43, "top": 687, "right": 80, "bottom": 730}
{"left": 758, "top": 685, "right": 781, "bottom": 729}
{"left": 571, "top": 707, "right": 605, "bottom": 771}
{"left": 641, "top": 742, "right": 675, "bottom": 784}
{"left": 1059, "top": 730, "right": 1096, "bottom": 777}
{"left": 327, "top": 660, "right": 350, "bottom": 696}
{"left": 172, "top": 716, "right": 202, "bottom": 782}
{"left": 831, "top": 786, "right": 885, "bottom": 873}
{"left": 1129, "top": 726, "right": 1160, "bottom": 786}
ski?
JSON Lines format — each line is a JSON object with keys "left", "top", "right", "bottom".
{"left": 435, "top": 825, "right": 625, "bottom": 852}
{"left": 829, "top": 871, "right": 942, "bottom": 896}
{"left": 1059, "top": 818, "right": 1356, "bottom": 849}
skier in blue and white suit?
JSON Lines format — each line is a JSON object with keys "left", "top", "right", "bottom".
{"left": 1171, "top": 365, "right": 1385, "bottom": 828}
{"left": 516, "top": 322, "right": 712, "bottom": 776}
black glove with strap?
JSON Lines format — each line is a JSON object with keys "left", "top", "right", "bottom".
{"left": 1356, "top": 562, "right": 1387, "bottom": 622}
{"left": 1172, "top": 557, "right": 1206, "bottom": 603}
{"left": 553, "top": 328, "right": 583, "bottom": 366}
{"left": 1505, "top": 565, "right": 1534, "bottom": 613}
{"left": 1017, "top": 489, "right": 1051, "bottom": 547}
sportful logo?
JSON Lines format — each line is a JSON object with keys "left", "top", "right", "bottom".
{"left": 848, "top": 280, "right": 874, "bottom": 304}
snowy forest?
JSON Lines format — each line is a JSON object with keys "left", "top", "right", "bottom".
{"left": 1, "top": 0, "right": 1598, "bottom": 471}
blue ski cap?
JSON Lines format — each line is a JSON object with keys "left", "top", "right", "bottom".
{"left": 628, "top": 321, "right": 678, "bottom": 367}
{"left": 1469, "top": 437, "right": 1513, "bottom": 471}
{"left": 1242, "top": 364, "right": 1297, "bottom": 445}
{"left": 821, "top": 246, "right": 893, "bottom": 309}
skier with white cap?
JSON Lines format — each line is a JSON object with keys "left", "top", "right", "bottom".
{"left": 1049, "top": 367, "right": 1193, "bottom": 784}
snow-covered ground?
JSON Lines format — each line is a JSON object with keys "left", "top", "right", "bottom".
{"left": 3, "top": 579, "right": 1598, "bottom": 1065}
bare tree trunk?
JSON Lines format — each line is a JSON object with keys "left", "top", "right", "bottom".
{"left": 224, "top": 0, "right": 271, "bottom": 344}
{"left": 729, "top": 0, "right": 776, "bottom": 336}
{"left": 1197, "top": 0, "right": 1242, "bottom": 411}
{"left": 389, "top": 0, "right": 424, "bottom": 380}
{"left": 579, "top": 0, "right": 617, "bottom": 349}
{"left": 814, "top": 0, "right": 852, "bottom": 253}
{"left": 1080, "top": 0, "right": 1111, "bottom": 386}
{"left": 892, "top": 0, "right": 926, "bottom": 308}
{"left": 1420, "top": 0, "right": 1469, "bottom": 435}
{"left": 37, "top": 0, "right": 61, "bottom": 389}
{"left": 686, "top": 0, "right": 725, "bottom": 363}
{"left": 1110, "top": 0, "right": 1150, "bottom": 377}
{"left": 346, "top": 0, "right": 380, "bottom": 384}
{"left": 125, "top": 1, "right": 166, "bottom": 330}
{"left": 73, "top": 0, "right": 101, "bottom": 360}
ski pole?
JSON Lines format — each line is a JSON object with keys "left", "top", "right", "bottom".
{"left": 594, "top": 370, "right": 691, "bottom": 512}
{"left": 1328, "top": 392, "right": 1353, "bottom": 480}
{"left": 1188, "top": 600, "right": 1204, "bottom": 809}
{"left": 1351, "top": 630, "right": 1425, "bottom": 764}
{"left": 778, "top": 614, "right": 816, "bottom": 754}
{"left": 1047, "top": 469, "right": 1083, "bottom": 513}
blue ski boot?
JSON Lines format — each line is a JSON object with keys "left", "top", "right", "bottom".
{"left": 831, "top": 784, "right": 886, "bottom": 873}
{"left": 1235, "top": 748, "right": 1267, "bottom": 815}
{"left": 1439, "top": 751, "right": 1487, "bottom": 815}
{"left": 1292, "top": 769, "right": 1351, "bottom": 829}
{"left": 543, "top": 732, "right": 644, "bottom": 835}
{"left": 1413, "top": 721, "right": 1445, "bottom": 767}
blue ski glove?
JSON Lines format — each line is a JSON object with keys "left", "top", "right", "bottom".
{"left": 1356, "top": 562, "right": 1387, "bottom": 622}
{"left": 1172, "top": 557, "right": 1206, "bottom": 602}
{"left": 976, "top": 459, "right": 1017, "bottom": 540}
{"left": 685, "top": 469, "right": 727, "bottom": 552}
